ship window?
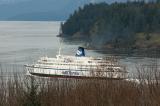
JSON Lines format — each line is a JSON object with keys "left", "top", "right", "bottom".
{"left": 43, "top": 59, "right": 47, "bottom": 62}
{"left": 88, "top": 61, "right": 92, "bottom": 63}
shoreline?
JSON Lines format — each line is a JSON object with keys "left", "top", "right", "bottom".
{"left": 58, "top": 36, "right": 160, "bottom": 57}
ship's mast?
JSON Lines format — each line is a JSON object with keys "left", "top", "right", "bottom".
{"left": 58, "top": 33, "right": 62, "bottom": 56}
{"left": 58, "top": 45, "right": 61, "bottom": 56}
{"left": 57, "top": 22, "right": 63, "bottom": 57}
{"left": 56, "top": 42, "right": 62, "bottom": 59}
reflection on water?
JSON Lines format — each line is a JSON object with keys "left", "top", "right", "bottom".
{"left": 0, "top": 21, "right": 159, "bottom": 77}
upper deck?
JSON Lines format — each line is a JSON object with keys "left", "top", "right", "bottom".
{"left": 35, "top": 55, "right": 120, "bottom": 67}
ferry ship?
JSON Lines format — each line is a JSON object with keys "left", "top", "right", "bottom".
{"left": 25, "top": 47, "right": 128, "bottom": 79}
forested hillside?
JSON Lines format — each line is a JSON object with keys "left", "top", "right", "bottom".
{"left": 61, "top": 1, "right": 160, "bottom": 49}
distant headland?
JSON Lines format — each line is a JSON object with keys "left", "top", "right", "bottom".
{"left": 60, "top": 1, "right": 160, "bottom": 51}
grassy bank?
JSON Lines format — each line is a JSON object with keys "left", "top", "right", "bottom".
{"left": 135, "top": 32, "right": 160, "bottom": 49}
{"left": 0, "top": 64, "right": 160, "bottom": 106}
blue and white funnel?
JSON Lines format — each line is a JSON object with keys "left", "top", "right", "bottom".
{"left": 76, "top": 47, "right": 85, "bottom": 57}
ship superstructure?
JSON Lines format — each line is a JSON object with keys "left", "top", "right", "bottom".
{"left": 25, "top": 47, "right": 128, "bottom": 79}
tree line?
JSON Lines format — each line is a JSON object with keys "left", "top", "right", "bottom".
{"left": 61, "top": 0, "right": 160, "bottom": 49}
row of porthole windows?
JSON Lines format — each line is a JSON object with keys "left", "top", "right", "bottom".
{"left": 38, "top": 63, "right": 99, "bottom": 67}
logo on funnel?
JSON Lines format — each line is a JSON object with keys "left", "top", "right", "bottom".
{"left": 76, "top": 47, "right": 85, "bottom": 57}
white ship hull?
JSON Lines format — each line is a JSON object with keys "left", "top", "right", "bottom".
{"left": 25, "top": 47, "right": 128, "bottom": 79}
{"left": 25, "top": 65, "right": 127, "bottom": 79}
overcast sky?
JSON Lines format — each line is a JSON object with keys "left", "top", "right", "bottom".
{"left": 0, "top": 0, "right": 127, "bottom": 4}
{"left": 0, "top": 0, "right": 128, "bottom": 20}
{"left": 0, "top": 0, "right": 25, "bottom": 3}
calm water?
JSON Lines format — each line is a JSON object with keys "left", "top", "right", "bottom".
{"left": 0, "top": 21, "right": 159, "bottom": 76}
